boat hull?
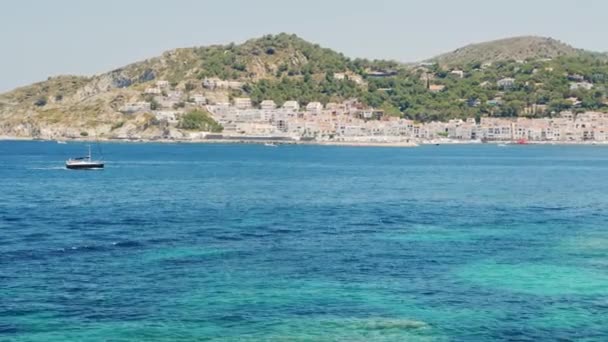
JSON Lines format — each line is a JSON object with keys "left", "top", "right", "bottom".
{"left": 66, "top": 163, "right": 104, "bottom": 170}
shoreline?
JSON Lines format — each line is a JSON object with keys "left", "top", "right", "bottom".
{"left": 0, "top": 135, "right": 420, "bottom": 147}
{"left": 2, "top": 135, "right": 608, "bottom": 147}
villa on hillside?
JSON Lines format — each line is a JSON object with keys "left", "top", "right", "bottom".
{"left": 119, "top": 102, "right": 151, "bottom": 114}
{"left": 283, "top": 101, "right": 300, "bottom": 111}
{"left": 497, "top": 78, "right": 516, "bottom": 89}
{"left": 156, "top": 80, "right": 170, "bottom": 89}
{"left": 306, "top": 102, "right": 323, "bottom": 115}
{"left": 570, "top": 82, "right": 594, "bottom": 91}
{"left": 144, "top": 87, "right": 162, "bottom": 95}
{"left": 260, "top": 100, "right": 277, "bottom": 110}
{"left": 450, "top": 70, "right": 465, "bottom": 78}
{"left": 191, "top": 94, "right": 207, "bottom": 105}
{"left": 429, "top": 84, "right": 446, "bottom": 92}
{"left": 234, "top": 97, "right": 252, "bottom": 109}
{"left": 203, "top": 77, "right": 244, "bottom": 90}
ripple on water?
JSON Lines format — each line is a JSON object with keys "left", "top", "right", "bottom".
{"left": 139, "top": 247, "right": 239, "bottom": 263}
{"left": 457, "top": 261, "right": 608, "bottom": 296}
{"left": 5, "top": 317, "right": 439, "bottom": 342}
{"left": 0, "top": 323, "right": 18, "bottom": 334}
{"left": 112, "top": 240, "right": 145, "bottom": 248}
{"left": 5, "top": 142, "right": 608, "bottom": 341}
{"left": 377, "top": 224, "right": 510, "bottom": 243}
{"left": 234, "top": 317, "right": 438, "bottom": 342}
{"left": 5, "top": 321, "right": 213, "bottom": 342}
{"left": 528, "top": 303, "right": 608, "bottom": 336}
{"left": 559, "top": 234, "right": 608, "bottom": 260}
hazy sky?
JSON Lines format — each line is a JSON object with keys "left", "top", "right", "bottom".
{"left": 1, "top": 0, "right": 607, "bottom": 92}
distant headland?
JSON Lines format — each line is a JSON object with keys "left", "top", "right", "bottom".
{"left": 2, "top": 33, "right": 608, "bottom": 145}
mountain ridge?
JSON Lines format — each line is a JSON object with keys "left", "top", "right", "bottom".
{"left": 1, "top": 34, "right": 601, "bottom": 98}
{"left": 2, "top": 33, "right": 608, "bottom": 140}
{"left": 427, "top": 36, "right": 588, "bottom": 66}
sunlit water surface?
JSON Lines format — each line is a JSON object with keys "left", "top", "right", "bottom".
{"left": 1, "top": 141, "right": 608, "bottom": 341}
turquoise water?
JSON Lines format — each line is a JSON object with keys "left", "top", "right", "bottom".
{"left": 1, "top": 141, "right": 608, "bottom": 341}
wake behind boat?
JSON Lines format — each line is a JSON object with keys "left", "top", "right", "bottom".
{"left": 66, "top": 145, "right": 104, "bottom": 170}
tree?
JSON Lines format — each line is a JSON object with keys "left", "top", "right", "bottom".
{"left": 548, "top": 99, "right": 572, "bottom": 113}
{"left": 184, "top": 82, "right": 195, "bottom": 92}
{"left": 232, "top": 62, "right": 247, "bottom": 72}
{"left": 178, "top": 110, "right": 223, "bottom": 132}
{"left": 34, "top": 97, "right": 47, "bottom": 107}
{"left": 381, "top": 102, "right": 402, "bottom": 117}
{"left": 150, "top": 99, "right": 160, "bottom": 110}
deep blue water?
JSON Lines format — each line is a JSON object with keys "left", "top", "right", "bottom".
{"left": 1, "top": 141, "right": 608, "bottom": 341}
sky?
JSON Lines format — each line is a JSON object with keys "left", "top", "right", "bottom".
{"left": 1, "top": 0, "right": 608, "bottom": 92}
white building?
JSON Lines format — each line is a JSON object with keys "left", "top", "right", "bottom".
{"left": 156, "top": 80, "right": 170, "bottom": 89}
{"left": 167, "top": 91, "right": 183, "bottom": 101}
{"left": 234, "top": 97, "right": 252, "bottom": 109}
{"left": 570, "top": 82, "right": 594, "bottom": 91}
{"left": 333, "top": 73, "right": 346, "bottom": 80}
{"left": 260, "top": 100, "right": 277, "bottom": 110}
{"left": 234, "top": 122, "right": 277, "bottom": 135}
{"left": 154, "top": 110, "right": 183, "bottom": 124}
{"left": 283, "top": 100, "right": 300, "bottom": 111}
{"left": 450, "top": 70, "right": 465, "bottom": 78}
{"left": 202, "top": 78, "right": 244, "bottom": 90}
{"left": 119, "top": 102, "right": 151, "bottom": 114}
{"left": 144, "top": 87, "right": 162, "bottom": 95}
{"left": 429, "top": 84, "right": 446, "bottom": 92}
{"left": 348, "top": 74, "right": 365, "bottom": 85}
{"left": 191, "top": 94, "right": 207, "bottom": 105}
{"left": 306, "top": 102, "right": 323, "bottom": 115}
{"left": 497, "top": 78, "right": 515, "bottom": 89}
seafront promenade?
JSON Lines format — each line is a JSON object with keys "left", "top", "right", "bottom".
{"left": 5, "top": 94, "right": 608, "bottom": 145}
{"left": 203, "top": 99, "right": 608, "bottom": 144}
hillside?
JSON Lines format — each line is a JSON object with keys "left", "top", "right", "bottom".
{"left": 2, "top": 34, "right": 608, "bottom": 140}
{"left": 429, "top": 36, "right": 583, "bottom": 66}
{"left": 0, "top": 34, "right": 365, "bottom": 105}
{"left": 0, "top": 33, "right": 392, "bottom": 139}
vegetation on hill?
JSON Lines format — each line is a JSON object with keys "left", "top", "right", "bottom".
{"left": 3, "top": 33, "right": 608, "bottom": 131}
{"left": 429, "top": 36, "right": 583, "bottom": 66}
{"left": 98, "top": 33, "right": 398, "bottom": 86}
{"left": 178, "top": 110, "right": 223, "bottom": 132}
{"left": 241, "top": 54, "right": 608, "bottom": 122}
{"left": 246, "top": 76, "right": 363, "bottom": 106}
{"left": 0, "top": 75, "right": 90, "bottom": 106}
{"left": 195, "top": 34, "right": 352, "bottom": 80}
{"left": 363, "top": 56, "right": 608, "bottom": 121}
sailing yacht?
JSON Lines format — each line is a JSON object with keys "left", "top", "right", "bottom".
{"left": 66, "top": 145, "right": 104, "bottom": 170}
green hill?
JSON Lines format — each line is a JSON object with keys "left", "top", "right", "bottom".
{"left": 429, "top": 36, "right": 584, "bottom": 66}
{"left": 0, "top": 33, "right": 401, "bottom": 138}
{"left": 110, "top": 33, "right": 360, "bottom": 84}
{"left": 2, "top": 33, "right": 608, "bottom": 139}
{"left": 0, "top": 33, "right": 399, "bottom": 111}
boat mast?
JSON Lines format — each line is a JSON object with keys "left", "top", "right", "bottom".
{"left": 88, "top": 144, "right": 91, "bottom": 161}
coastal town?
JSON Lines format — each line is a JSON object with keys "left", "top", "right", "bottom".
{"left": 4, "top": 33, "right": 608, "bottom": 146}
{"left": 115, "top": 77, "right": 608, "bottom": 145}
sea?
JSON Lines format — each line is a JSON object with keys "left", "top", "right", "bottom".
{"left": 1, "top": 140, "right": 608, "bottom": 341}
